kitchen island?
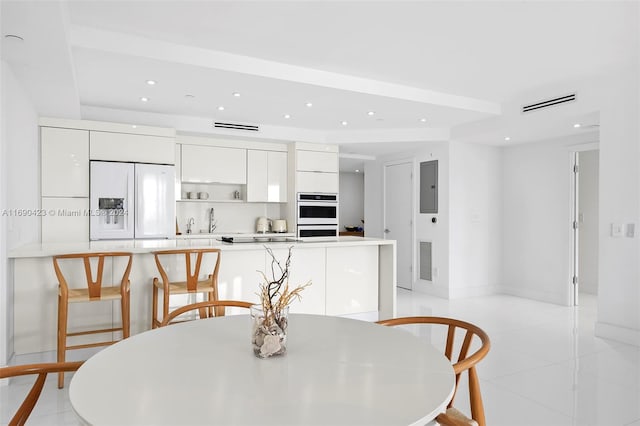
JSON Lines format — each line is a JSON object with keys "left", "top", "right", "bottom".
{"left": 8, "top": 237, "right": 395, "bottom": 355}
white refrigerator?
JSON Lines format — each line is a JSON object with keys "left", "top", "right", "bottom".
{"left": 90, "top": 161, "right": 175, "bottom": 240}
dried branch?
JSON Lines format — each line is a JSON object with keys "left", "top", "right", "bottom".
{"left": 257, "top": 246, "right": 310, "bottom": 328}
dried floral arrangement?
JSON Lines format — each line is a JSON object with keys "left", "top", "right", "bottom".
{"left": 257, "top": 246, "right": 311, "bottom": 328}
{"left": 252, "top": 246, "right": 311, "bottom": 358}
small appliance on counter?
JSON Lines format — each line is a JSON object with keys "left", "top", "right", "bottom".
{"left": 272, "top": 219, "right": 287, "bottom": 233}
{"left": 255, "top": 217, "right": 271, "bottom": 233}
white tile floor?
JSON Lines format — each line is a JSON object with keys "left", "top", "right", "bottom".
{"left": 2, "top": 290, "right": 639, "bottom": 425}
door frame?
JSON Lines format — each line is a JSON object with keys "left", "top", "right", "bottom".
{"left": 383, "top": 159, "right": 415, "bottom": 290}
{"left": 568, "top": 142, "right": 599, "bottom": 306}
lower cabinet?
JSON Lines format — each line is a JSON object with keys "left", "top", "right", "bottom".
{"left": 269, "top": 247, "right": 326, "bottom": 314}
{"left": 325, "top": 246, "right": 379, "bottom": 315}
{"left": 41, "top": 197, "right": 89, "bottom": 243}
{"left": 217, "top": 250, "right": 265, "bottom": 304}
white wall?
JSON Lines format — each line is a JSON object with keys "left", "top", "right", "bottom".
{"left": 339, "top": 172, "right": 364, "bottom": 231}
{"left": 501, "top": 133, "right": 596, "bottom": 305}
{"left": 176, "top": 202, "right": 284, "bottom": 234}
{"left": 1, "top": 60, "right": 40, "bottom": 364}
{"left": 578, "top": 150, "right": 599, "bottom": 295}
{"left": 448, "top": 141, "right": 502, "bottom": 298}
{"left": 595, "top": 65, "right": 640, "bottom": 345}
{"left": 364, "top": 142, "right": 450, "bottom": 297}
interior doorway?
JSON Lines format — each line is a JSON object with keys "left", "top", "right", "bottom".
{"left": 572, "top": 149, "right": 599, "bottom": 305}
{"left": 384, "top": 161, "right": 413, "bottom": 290}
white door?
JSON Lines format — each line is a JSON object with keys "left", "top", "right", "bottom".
{"left": 384, "top": 161, "right": 413, "bottom": 290}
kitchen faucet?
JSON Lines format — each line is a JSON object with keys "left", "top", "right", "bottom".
{"left": 209, "top": 208, "right": 217, "bottom": 233}
{"left": 186, "top": 217, "right": 195, "bottom": 234}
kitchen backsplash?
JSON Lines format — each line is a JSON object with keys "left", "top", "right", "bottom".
{"left": 176, "top": 202, "right": 285, "bottom": 235}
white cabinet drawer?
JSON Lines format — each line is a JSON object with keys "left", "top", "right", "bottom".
{"left": 326, "top": 246, "right": 378, "bottom": 315}
{"left": 296, "top": 171, "right": 338, "bottom": 193}
{"left": 182, "top": 145, "right": 247, "bottom": 184}
{"left": 297, "top": 150, "right": 338, "bottom": 173}
{"left": 41, "top": 127, "right": 89, "bottom": 197}
{"left": 90, "top": 131, "right": 175, "bottom": 164}
{"left": 41, "top": 197, "right": 89, "bottom": 243}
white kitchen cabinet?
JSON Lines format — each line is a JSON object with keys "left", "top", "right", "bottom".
{"left": 296, "top": 171, "right": 339, "bottom": 193}
{"left": 325, "top": 246, "right": 379, "bottom": 316}
{"left": 182, "top": 145, "right": 247, "bottom": 184}
{"left": 90, "top": 131, "right": 175, "bottom": 164}
{"left": 217, "top": 250, "right": 264, "bottom": 303}
{"left": 247, "top": 150, "right": 287, "bottom": 202}
{"left": 270, "top": 247, "right": 325, "bottom": 314}
{"left": 297, "top": 150, "right": 338, "bottom": 173}
{"left": 41, "top": 127, "right": 89, "bottom": 197}
{"left": 41, "top": 197, "right": 89, "bottom": 243}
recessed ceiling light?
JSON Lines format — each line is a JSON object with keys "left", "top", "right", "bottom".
{"left": 341, "top": 121, "right": 348, "bottom": 126}
{"left": 367, "top": 111, "right": 375, "bottom": 116}
{"left": 185, "top": 94, "right": 195, "bottom": 98}
{"left": 573, "top": 123, "right": 581, "bottom": 128}
{"left": 305, "top": 102, "right": 313, "bottom": 107}
{"left": 217, "top": 106, "right": 225, "bottom": 111}
{"left": 233, "top": 92, "right": 241, "bottom": 97}
{"left": 131, "top": 125, "right": 137, "bottom": 129}
{"left": 140, "top": 97, "right": 149, "bottom": 102}
{"left": 504, "top": 136, "right": 511, "bottom": 141}
{"left": 283, "top": 114, "right": 291, "bottom": 119}
{"left": 355, "top": 169, "right": 360, "bottom": 173}
{"left": 420, "top": 118, "right": 427, "bottom": 123}
{"left": 146, "top": 80, "right": 156, "bottom": 86}
{"left": 4, "top": 34, "right": 24, "bottom": 42}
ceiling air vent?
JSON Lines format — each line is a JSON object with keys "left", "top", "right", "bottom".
{"left": 213, "top": 121, "right": 259, "bottom": 132}
{"left": 522, "top": 93, "right": 577, "bottom": 113}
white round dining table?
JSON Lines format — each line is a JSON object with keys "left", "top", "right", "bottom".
{"left": 70, "top": 314, "right": 455, "bottom": 425}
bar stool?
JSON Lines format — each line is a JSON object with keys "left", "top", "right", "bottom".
{"left": 151, "top": 248, "right": 222, "bottom": 328}
{"left": 53, "top": 252, "right": 133, "bottom": 388}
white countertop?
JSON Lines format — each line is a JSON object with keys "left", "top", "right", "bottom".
{"left": 176, "top": 232, "right": 296, "bottom": 239}
{"left": 8, "top": 236, "right": 393, "bottom": 258}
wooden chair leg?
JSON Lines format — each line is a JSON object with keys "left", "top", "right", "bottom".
{"left": 152, "top": 281, "right": 158, "bottom": 329}
{"left": 57, "top": 294, "right": 68, "bottom": 389}
{"left": 162, "top": 288, "right": 170, "bottom": 327}
{"left": 122, "top": 291, "right": 130, "bottom": 338}
{"left": 469, "top": 367, "right": 486, "bottom": 426}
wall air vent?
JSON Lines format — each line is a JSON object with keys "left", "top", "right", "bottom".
{"left": 213, "top": 122, "right": 259, "bottom": 131}
{"left": 522, "top": 93, "right": 577, "bottom": 113}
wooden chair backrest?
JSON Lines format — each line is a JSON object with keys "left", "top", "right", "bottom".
{"left": 52, "top": 252, "right": 133, "bottom": 299}
{"left": 160, "top": 300, "right": 253, "bottom": 326}
{"left": 152, "top": 248, "right": 221, "bottom": 292}
{"left": 376, "top": 316, "right": 490, "bottom": 426}
{"left": 0, "top": 361, "right": 84, "bottom": 425}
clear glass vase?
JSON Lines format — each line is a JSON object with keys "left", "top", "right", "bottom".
{"left": 251, "top": 304, "right": 288, "bottom": 358}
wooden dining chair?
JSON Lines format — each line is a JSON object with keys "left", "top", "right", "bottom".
{"left": 53, "top": 251, "right": 133, "bottom": 388}
{"left": 160, "top": 299, "right": 253, "bottom": 326}
{"left": 376, "top": 316, "right": 490, "bottom": 426}
{"left": 0, "top": 361, "right": 84, "bottom": 426}
{"left": 152, "top": 248, "right": 222, "bottom": 329}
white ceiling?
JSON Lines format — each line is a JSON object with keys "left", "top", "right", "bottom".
{"left": 1, "top": 1, "right": 636, "bottom": 167}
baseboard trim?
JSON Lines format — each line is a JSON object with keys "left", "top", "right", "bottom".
{"left": 595, "top": 321, "right": 640, "bottom": 347}
{"left": 497, "top": 285, "right": 570, "bottom": 306}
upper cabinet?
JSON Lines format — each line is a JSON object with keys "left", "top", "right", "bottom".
{"left": 296, "top": 150, "right": 338, "bottom": 173}
{"left": 181, "top": 144, "right": 247, "bottom": 184}
{"left": 247, "top": 150, "right": 287, "bottom": 203}
{"left": 41, "top": 127, "right": 89, "bottom": 197}
{"left": 293, "top": 144, "right": 339, "bottom": 194}
{"left": 90, "top": 132, "right": 175, "bottom": 164}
